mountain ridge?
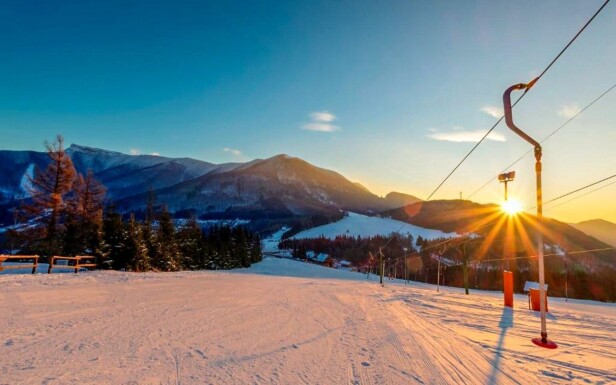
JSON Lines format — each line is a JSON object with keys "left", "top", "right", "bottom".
{"left": 1, "top": 144, "right": 417, "bottom": 224}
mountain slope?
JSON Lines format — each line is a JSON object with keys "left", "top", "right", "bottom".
{"left": 116, "top": 154, "right": 391, "bottom": 218}
{"left": 0, "top": 144, "right": 421, "bottom": 222}
{"left": 291, "top": 212, "right": 456, "bottom": 240}
{"left": 384, "top": 191, "right": 423, "bottom": 208}
{"left": 571, "top": 219, "right": 616, "bottom": 247}
{"left": 67, "top": 145, "right": 221, "bottom": 199}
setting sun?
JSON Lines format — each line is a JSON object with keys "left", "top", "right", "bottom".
{"left": 502, "top": 199, "right": 523, "bottom": 215}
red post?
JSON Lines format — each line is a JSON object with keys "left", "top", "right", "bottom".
{"left": 503, "top": 271, "right": 513, "bottom": 308}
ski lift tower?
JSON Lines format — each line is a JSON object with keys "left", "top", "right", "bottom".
{"left": 503, "top": 79, "right": 557, "bottom": 349}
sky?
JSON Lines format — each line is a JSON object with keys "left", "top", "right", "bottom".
{"left": 1, "top": 0, "right": 615, "bottom": 223}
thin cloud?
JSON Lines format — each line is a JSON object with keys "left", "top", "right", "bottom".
{"left": 302, "top": 111, "right": 341, "bottom": 132}
{"left": 428, "top": 129, "right": 506, "bottom": 142}
{"left": 310, "top": 111, "right": 336, "bottom": 122}
{"left": 129, "top": 148, "right": 140, "bottom": 155}
{"left": 151, "top": 152, "right": 160, "bottom": 156}
{"left": 223, "top": 147, "right": 243, "bottom": 157}
{"left": 481, "top": 106, "right": 503, "bottom": 119}
{"left": 302, "top": 122, "right": 340, "bottom": 132}
{"left": 557, "top": 103, "right": 581, "bottom": 119}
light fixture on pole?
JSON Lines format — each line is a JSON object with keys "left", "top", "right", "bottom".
{"left": 503, "top": 79, "right": 557, "bottom": 349}
{"left": 499, "top": 171, "right": 515, "bottom": 273}
{"left": 498, "top": 171, "right": 515, "bottom": 201}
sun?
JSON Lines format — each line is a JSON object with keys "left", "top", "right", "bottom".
{"left": 501, "top": 199, "right": 523, "bottom": 215}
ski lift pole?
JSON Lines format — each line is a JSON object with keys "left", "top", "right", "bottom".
{"left": 503, "top": 80, "right": 557, "bottom": 349}
{"left": 436, "top": 255, "right": 441, "bottom": 293}
{"left": 379, "top": 247, "right": 384, "bottom": 286}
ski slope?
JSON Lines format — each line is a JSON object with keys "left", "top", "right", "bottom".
{"left": 1, "top": 258, "right": 615, "bottom": 384}
{"left": 291, "top": 212, "right": 458, "bottom": 240}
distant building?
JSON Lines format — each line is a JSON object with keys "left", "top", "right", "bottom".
{"left": 306, "top": 251, "right": 333, "bottom": 267}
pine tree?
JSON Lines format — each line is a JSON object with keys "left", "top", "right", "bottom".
{"left": 250, "top": 233, "right": 262, "bottom": 264}
{"left": 17, "top": 135, "right": 77, "bottom": 256}
{"left": 153, "top": 207, "right": 181, "bottom": 271}
{"left": 101, "top": 204, "right": 125, "bottom": 270}
{"left": 177, "top": 217, "right": 205, "bottom": 270}
{"left": 124, "top": 214, "right": 150, "bottom": 272}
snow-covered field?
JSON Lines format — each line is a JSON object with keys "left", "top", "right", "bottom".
{"left": 291, "top": 212, "right": 457, "bottom": 240}
{"left": 1, "top": 258, "right": 615, "bottom": 384}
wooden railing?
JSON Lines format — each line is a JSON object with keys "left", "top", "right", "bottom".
{"left": 47, "top": 256, "right": 97, "bottom": 274}
{"left": 0, "top": 255, "right": 39, "bottom": 274}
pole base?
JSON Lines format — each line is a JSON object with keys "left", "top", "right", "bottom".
{"left": 531, "top": 337, "right": 557, "bottom": 349}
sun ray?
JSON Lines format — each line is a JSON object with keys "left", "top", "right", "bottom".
{"left": 474, "top": 214, "right": 508, "bottom": 261}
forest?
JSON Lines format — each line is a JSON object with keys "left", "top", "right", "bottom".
{"left": 3, "top": 135, "right": 261, "bottom": 272}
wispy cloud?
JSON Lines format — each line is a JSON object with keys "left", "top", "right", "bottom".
{"left": 557, "top": 103, "right": 581, "bottom": 119}
{"left": 309, "top": 111, "right": 336, "bottom": 122}
{"left": 428, "top": 128, "right": 506, "bottom": 142}
{"left": 302, "top": 110, "right": 340, "bottom": 132}
{"left": 481, "top": 106, "right": 503, "bottom": 119}
{"left": 223, "top": 147, "right": 243, "bottom": 157}
{"left": 129, "top": 148, "right": 140, "bottom": 155}
{"left": 151, "top": 152, "right": 160, "bottom": 156}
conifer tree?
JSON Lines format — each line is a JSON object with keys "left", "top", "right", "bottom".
{"left": 124, "top": 214, "right": 150, "bottom": 272}
{"left": 101, "top": 204, "right": 125, "bottom": 269}
{"left": 153, "top": 207, "right": 181, "bottom": 271}
{"left": 177, "top": 217, "right": 205, "bottom": 269}
{"left": 250, "top": 233, "right": 262, "bottom": 263}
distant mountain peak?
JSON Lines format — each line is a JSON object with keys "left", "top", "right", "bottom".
{"left": 384, "top": 191, "right": 423, "bottom": 208}
{"left": 67, "top": 144, "right": 123, "bottom": 156}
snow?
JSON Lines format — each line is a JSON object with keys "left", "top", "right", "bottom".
{"left": 292, "top": 212, "right": 459, "bottom": 240}
{"left": 19, "top": 163, "right": 35, "bottom": 196}
{"left": 261, "top": 226, "right": 289, "bottom": 254}
{"left": 1, "top": 257, "right": 615, "bottom": 384}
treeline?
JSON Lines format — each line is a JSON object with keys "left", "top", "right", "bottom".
{"left": 280, "top": 233, "right": 616, "bottom": 302}
{"left": 6, "top": 135, "right": 261, "bottom": 271}
{"left": 100, "top": 209, "right": 262, "bottom": 271}
{"left": 278, "top": 234, "right": 418, "bottom": 266}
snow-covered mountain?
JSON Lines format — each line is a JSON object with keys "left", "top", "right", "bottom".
{"left": 115, "top": 154, "right": 394, "bottom": 217}
{"left": 0, "top": 145, "right": 418, "bottom": 223}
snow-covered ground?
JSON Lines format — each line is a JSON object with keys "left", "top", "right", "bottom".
{"left": 261, "top": 226, "right": 290, "bottom": 254}
{"left": 291, "top": 212, "right": 458, "bottom": 240}
{"left": 1, "top": 258, "right": 615, "bottom": 384}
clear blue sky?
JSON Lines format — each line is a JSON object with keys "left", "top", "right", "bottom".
{"left": 1, "top": 0, "right": 615, "bottom": 222}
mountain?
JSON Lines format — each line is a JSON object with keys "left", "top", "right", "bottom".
{"left": 116, "top": 154, "right": 391, "bottom": 218}
{"left": 66, "top": 145, "right": 225, "bottom": 200}
{"left": 0, "top": 150, "right": 49, "bottom": 203}
{"left": 0, "top": 145, "right": 223, "bottom": 204}
{"left": 384, "top": 191, "right": 422, "bottom": 208}
{"left": 571, "top": 219, "right": 616, "bottom": 247}
{"left": 0, "top": 145, "right": 416, "bottom": 225}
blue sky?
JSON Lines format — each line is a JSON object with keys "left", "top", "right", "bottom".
{"left": 1, "top": 0, "right": 615, "bottom": 222}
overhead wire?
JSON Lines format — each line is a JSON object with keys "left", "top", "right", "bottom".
{"left": 544, "top": 174, "right": 616, "bottom": 205}
{"left": 370, "top": 0, "right": 612, "bottom": 265}
{"left": 465, "top": 82, "right": 616, "bottom": 201}
{"left": 546, "top": 179, "right": 616, "bottom": 211}
{"left": 425, "top": 0, "right": 611, "bottom": 202}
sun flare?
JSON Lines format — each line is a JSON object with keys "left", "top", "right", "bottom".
{"left": 501, "top": 199, "right": 523, "bottom": 215}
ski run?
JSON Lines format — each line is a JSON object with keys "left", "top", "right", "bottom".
{"left": 1, "top": 255, "right": 615, "bottom": 385}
